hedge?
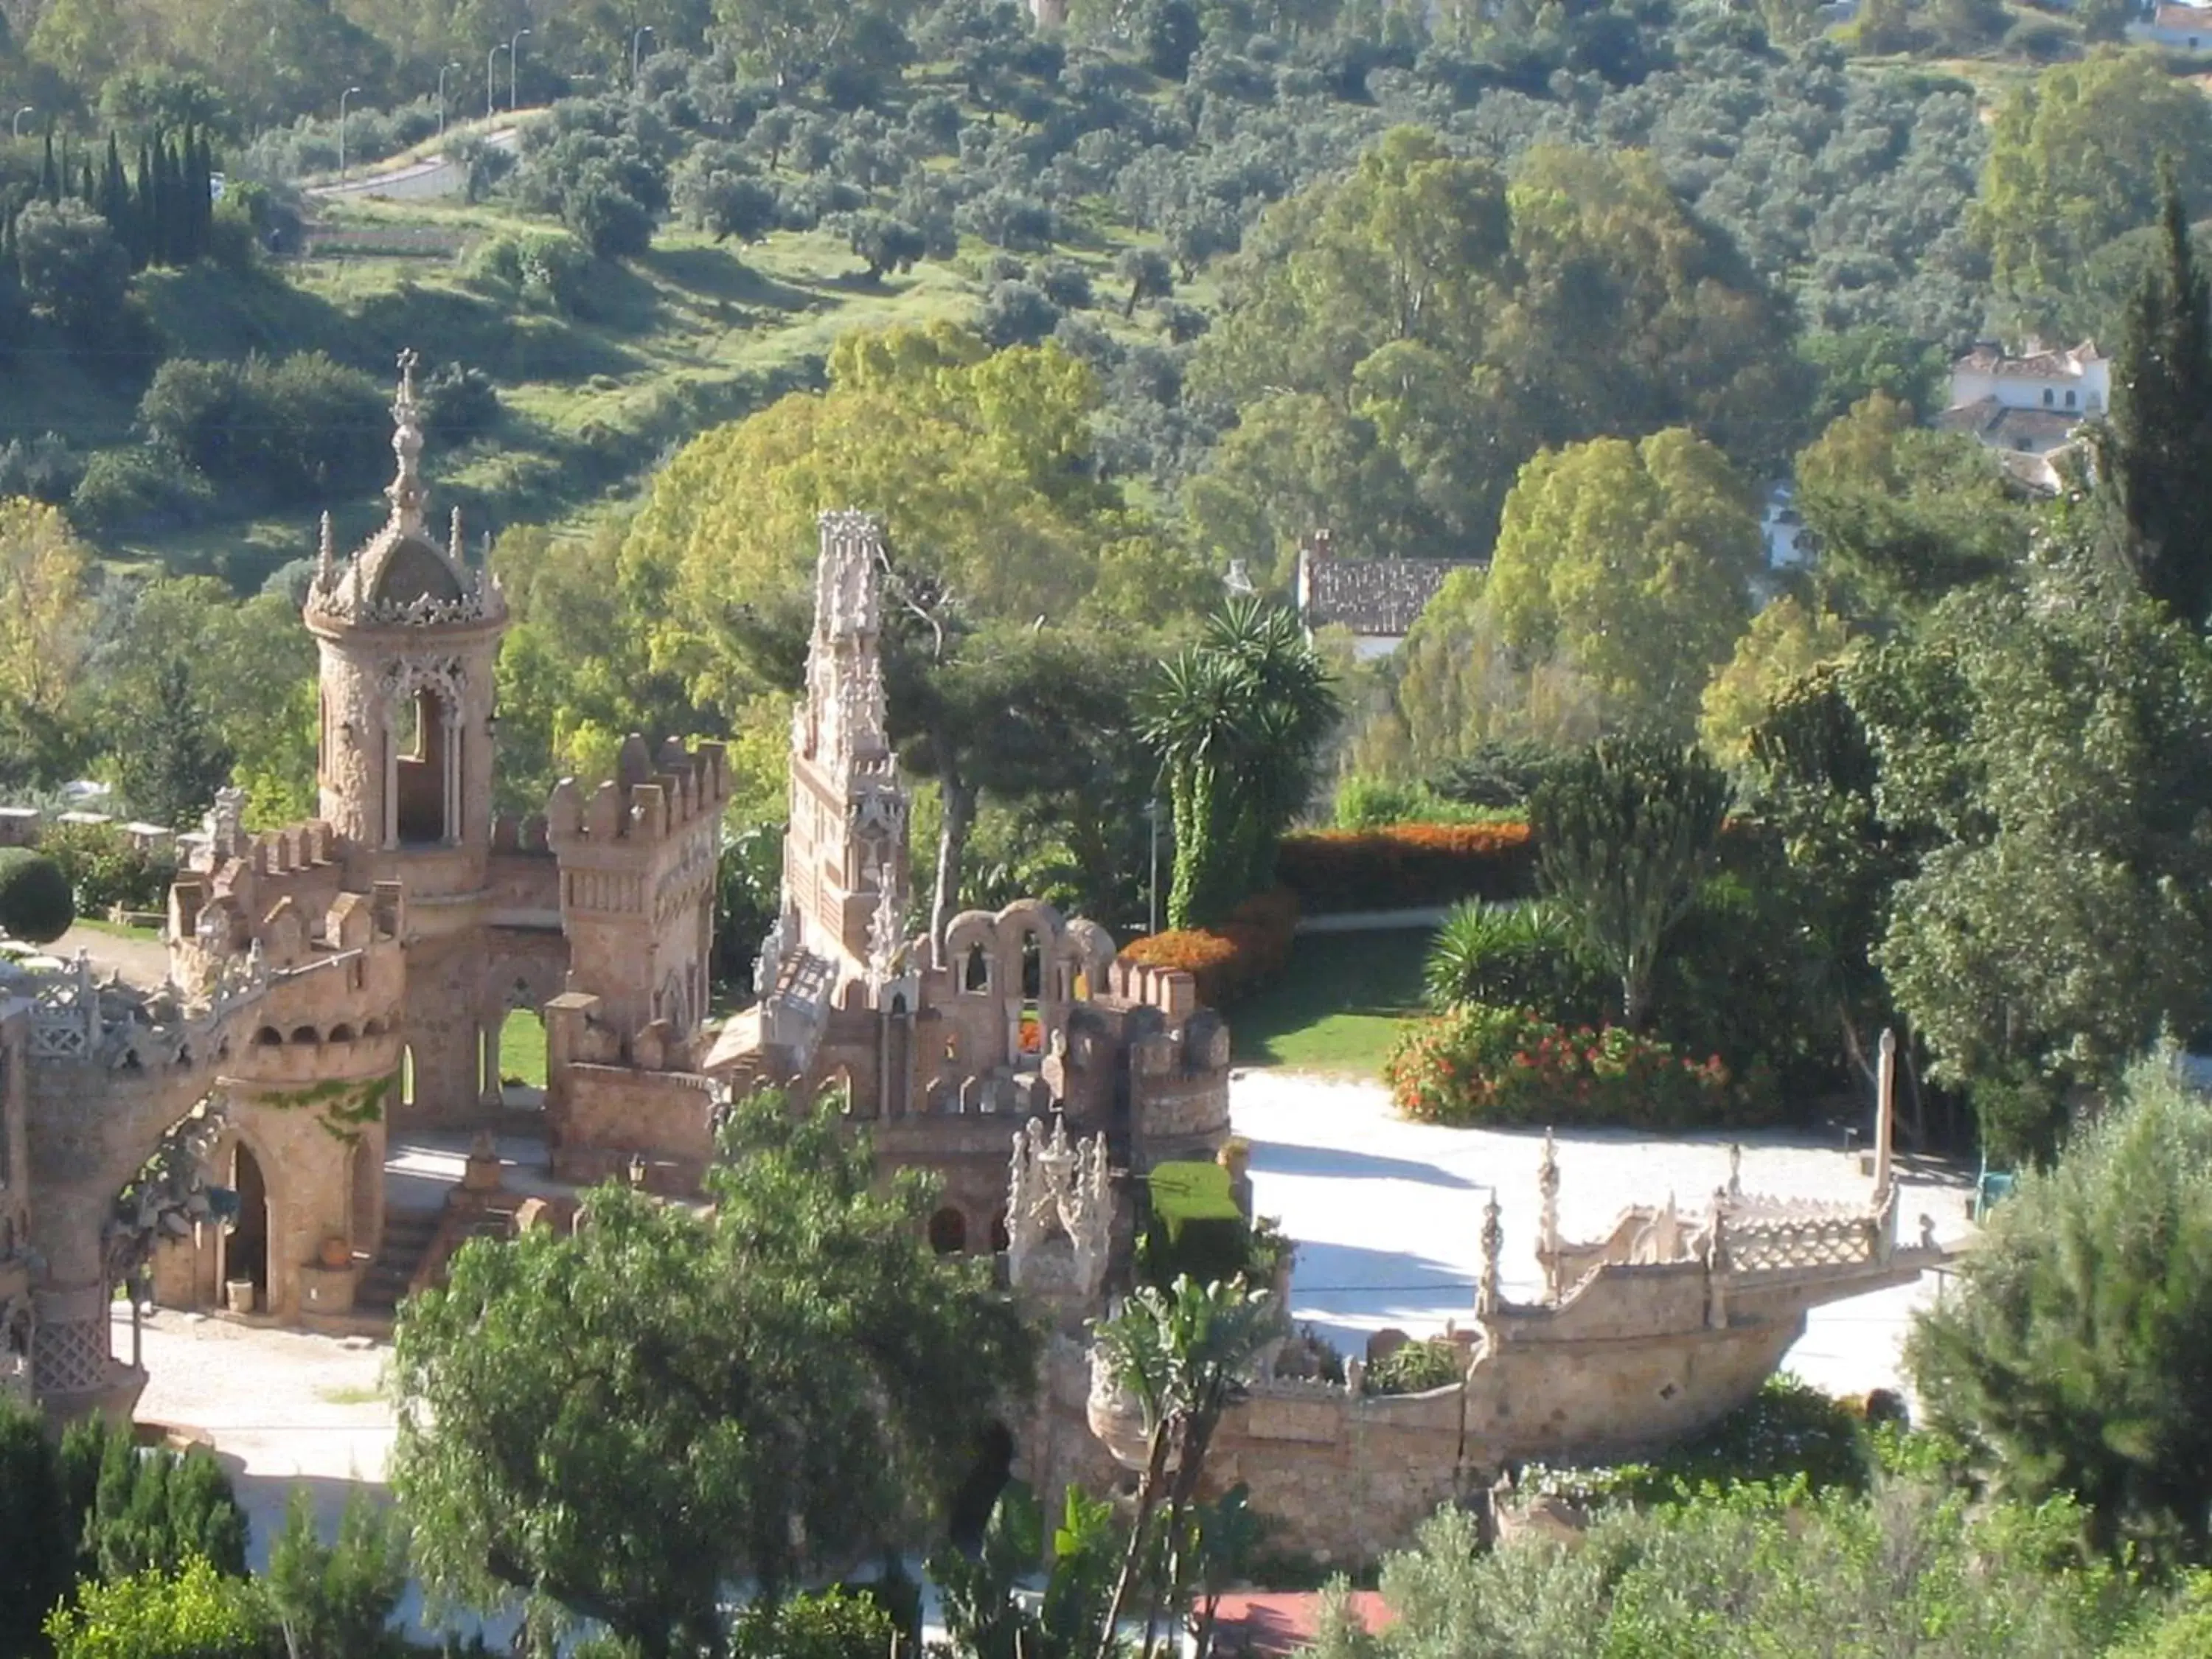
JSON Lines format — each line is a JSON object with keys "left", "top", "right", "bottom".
{"left": 1121, "top": 888, "right": 1298, "bottom": 1006}
{"left": 1276, "top": 820, "right": 1537, "bottom": 914}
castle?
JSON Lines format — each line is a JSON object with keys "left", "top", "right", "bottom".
{"left": 0, "top": 351, "right": 1225, "bottom": 1422}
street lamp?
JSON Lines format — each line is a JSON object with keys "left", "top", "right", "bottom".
{"left": 487, "top": 43, "right": 506, "bottom": 120}
{"left": 509, "top": 28, "right": 532, "bottom": 113}
{"left": 437, "top": 61, "right": 462, "bottom": 136}
{"left": 338, "top": 85, "right": 364, "bottom": 181}
{"left": 11, "top": 108, "right": 32, "bottom": 141}
{"left": 632, "top": 25, "right": 655, "bottom": 86}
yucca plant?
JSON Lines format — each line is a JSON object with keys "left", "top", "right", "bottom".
{"left": 1423, "top": 897, "right": 1591, "bottom": 1015}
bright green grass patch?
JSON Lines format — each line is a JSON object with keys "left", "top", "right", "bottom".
{"left": 1227, "top": 928, "right": 1431, "bottom": 1077}
{"left": 498, "top": 1008, "right": 548, "bottom": 1088}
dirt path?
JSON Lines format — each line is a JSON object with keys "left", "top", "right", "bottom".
{"left": 55, "top": 924, "right": 171, "bottom": 987}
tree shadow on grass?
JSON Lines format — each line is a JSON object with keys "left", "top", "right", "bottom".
{"left": 1229, "top": 930, "right": 1431, "bottom": 1068}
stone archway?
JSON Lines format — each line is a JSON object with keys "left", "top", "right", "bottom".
{"left": 221, "top": 1143, "right": 271, "bottom": 1312}
{"left": 477, "top": 961, "right": 563, "bottom": 1115}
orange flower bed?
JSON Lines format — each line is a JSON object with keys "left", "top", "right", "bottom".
{"left": 1277, "top": 819, "right": 1538, "bottom": 913}
{"left": 1122, "top": 889, "right": 1301, "bottom": 1006}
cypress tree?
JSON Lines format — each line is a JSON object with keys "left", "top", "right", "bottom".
{"left": 38, "top": 131, "right": 56, "bottom": 204}
{"left": 76, "top": 158, "right": 92, "bottom": 204}
{"left": 100, "top": 133, "right": 128, "bottom": 246}
{"left": 2103, "top": 174, "right": 2212, "bottom": 628}
{"left": 133, "top": 142, "right": 154, "bottom": 268}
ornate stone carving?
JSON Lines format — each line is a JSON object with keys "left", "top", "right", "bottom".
{"left": 375, "top": 654, "right": 468, "bottom": 714}
{"left": 1006, "top": 1116, "right": 1111, "bottom": 1303}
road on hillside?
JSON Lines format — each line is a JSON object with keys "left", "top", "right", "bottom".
{"left": 305, "top": 125, "right": 521, "bottom": 203}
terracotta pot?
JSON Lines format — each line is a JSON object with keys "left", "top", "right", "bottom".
{"left": 319, "top": 1235, "right": 351, "bottom": 1270}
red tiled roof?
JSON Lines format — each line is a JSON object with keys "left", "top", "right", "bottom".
{"left": 1210, "top": 1592, "right": 1394, "bottom": 1657}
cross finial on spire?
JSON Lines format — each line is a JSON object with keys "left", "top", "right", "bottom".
{"left": 387, "top": 347, "right": 427, "bottom": 538}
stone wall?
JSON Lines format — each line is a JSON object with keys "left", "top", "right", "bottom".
{"left": 547, "top": 1060, "right": 717, "bottom": 1194}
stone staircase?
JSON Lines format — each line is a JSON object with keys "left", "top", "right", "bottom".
{"left": 355, "top": 1208, "right": 440, "bottom": 1316}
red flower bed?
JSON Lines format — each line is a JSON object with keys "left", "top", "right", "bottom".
{"left": 1277, "top": 820, "right": 1538, "bottom": 913}
{"left": 1384, "top": 1002, "right": 1764, "bottom": 1130}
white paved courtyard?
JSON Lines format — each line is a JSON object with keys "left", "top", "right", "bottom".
{"left": 1237, "top": 1071, "right": 1978, "bottom": 1399}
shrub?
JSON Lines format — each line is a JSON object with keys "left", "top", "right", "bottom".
{"left": 1518, "top": 1377, "right": 1879, "bottom": 1507}
{"left": 15, "top": 200, "right": 131, "bottom": 345}
{"left": 1037, "top": 259, "right": 1094, "bottom": 310}
{"left": 0, "top": 847, "right": 76, "bottom": 942}
{"left": 1382, "top": 1001, "right": 1752, "bottom": 1130}
{"left": 563, "top": 166, "right": 655, "bottom": 258}
{"left": 69, "top": 448, "right": 216, "bottom": 538}
{"left": 1424, "top": 900, "right": 1603, "bottom": 1016}
{"left": 733, "top": 1588, "right": 899, "bottom": 1659}
{"left": 1333, "top": 774, "right": 1500, "bottom": 828}
{"left": 1363, "top": 1337, "right": 1464, "bottom": 1395}
{"left": 468, "top": 232, "right": 591, "bottom": 313}
{"left": 1429, "top": 740, "right": 1565, "bottom": 810}
{"left": 41, "top": 821, "right": 175, "bottom": 914}
{"left": 978, "top": 280, "right": 1062, "bottom": 347}
{"left": 44, "top": 1556, "right": 271, "bottom": 1659}
{"left": 1121, "top": 888, "right": 1298, "bottom": 1006}
{"left": 1276, "top": 821, "right": 1537, "bottom": 913}
{"left": 420, "top": 361, "right": 500, "bottom": 444}
{"left": 136, "top": 352, "right": 384, "bottom": 505}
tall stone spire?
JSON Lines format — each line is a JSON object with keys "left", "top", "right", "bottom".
{"left": 386, "top": 348, "right": 426, "bottom": 538}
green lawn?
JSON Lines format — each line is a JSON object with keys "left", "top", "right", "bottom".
{"left": 1228, "top": 928, "right": 1432, "bottom": 1077}
{"left": 498, "top": 1010, "right": 548, "bottom": 1088}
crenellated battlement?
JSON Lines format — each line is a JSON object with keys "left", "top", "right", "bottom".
{"left": 1103, "top": 957, "right": 1200, "bottom": 1020}
{"left": 544, "top": 734, "right": 729, "bottom": 851}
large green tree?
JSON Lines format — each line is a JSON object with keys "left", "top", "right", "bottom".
{"left": 1793, "top": 392, "right": 2029, "bottom": 624}
{"left": 1531, "top": 734, "right": 1730, "bottom": 1029}
{"left": 1907, "top": 1054, "right": 2212, "bottom": 1560}
{"left": 1187, "top": 131, "right": 1804, "bottom": 579}
{"left": 1855, "top": 545, "right": 2212, "bottom": 1160}
{"left": 1976, "top": 49, "right": 2212, "bottom": 321}
{"left": 2098, "top": 179, "right": 2212, "bottom": 629}
{"left": 392, "top": 1092, "right": 1037, "bottom": 1656}
{"left": 1485, "top": 428, "right": 1762, "bottom": 739}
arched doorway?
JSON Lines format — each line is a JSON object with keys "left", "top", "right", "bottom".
{"left": 928, "top": 1207, "right": 967, "bottom": 1256}
{"left": 348, "top": 1139, "right": 378, "bottom": 1259}
{"left": 225, "top": 1144, "right": 270, "bottom": 1310}
{"left": 946, "top": 1420, "right": 1016, "bottom": 1550}
{"left": 491, "top": 1006, "right": 546, "bottom": 1109}
{"left": 396, "top": 686, "right": 451, "bottom": 844}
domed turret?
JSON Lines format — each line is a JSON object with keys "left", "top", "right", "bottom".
{"left": 304, "top": 349, "right": 505, "bottom": 862}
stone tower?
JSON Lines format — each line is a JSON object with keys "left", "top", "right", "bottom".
{"left": 779, "top": 512, "right": 909, "bottom": 987}
{"left": 303, "top": 349, "right": 509, "bottom": 1120}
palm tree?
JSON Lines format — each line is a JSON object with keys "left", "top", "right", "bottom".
{"left": 1091, "top": 1276, "right": 1277, "bottom": 1659}
{"left": 1140, "top": 599, "right": 1337, "bottom": 929}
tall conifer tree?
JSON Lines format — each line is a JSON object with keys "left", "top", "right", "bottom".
{"left": 38, "top": 132, "right": 57, "bottom": 205}
{"left": 2103, "top": 173, "right": 2212, "bottom": 628}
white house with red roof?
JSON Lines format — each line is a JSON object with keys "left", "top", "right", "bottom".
{"left": 1936, "top": 339, "right": 2107, "bottom": 493}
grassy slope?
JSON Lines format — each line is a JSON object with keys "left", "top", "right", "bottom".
{"left": 1228, "top": 928, "right": 1430, "bottom": 1077}
{"left": 18, "top": 195, "right": 989, "bottom": 585}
